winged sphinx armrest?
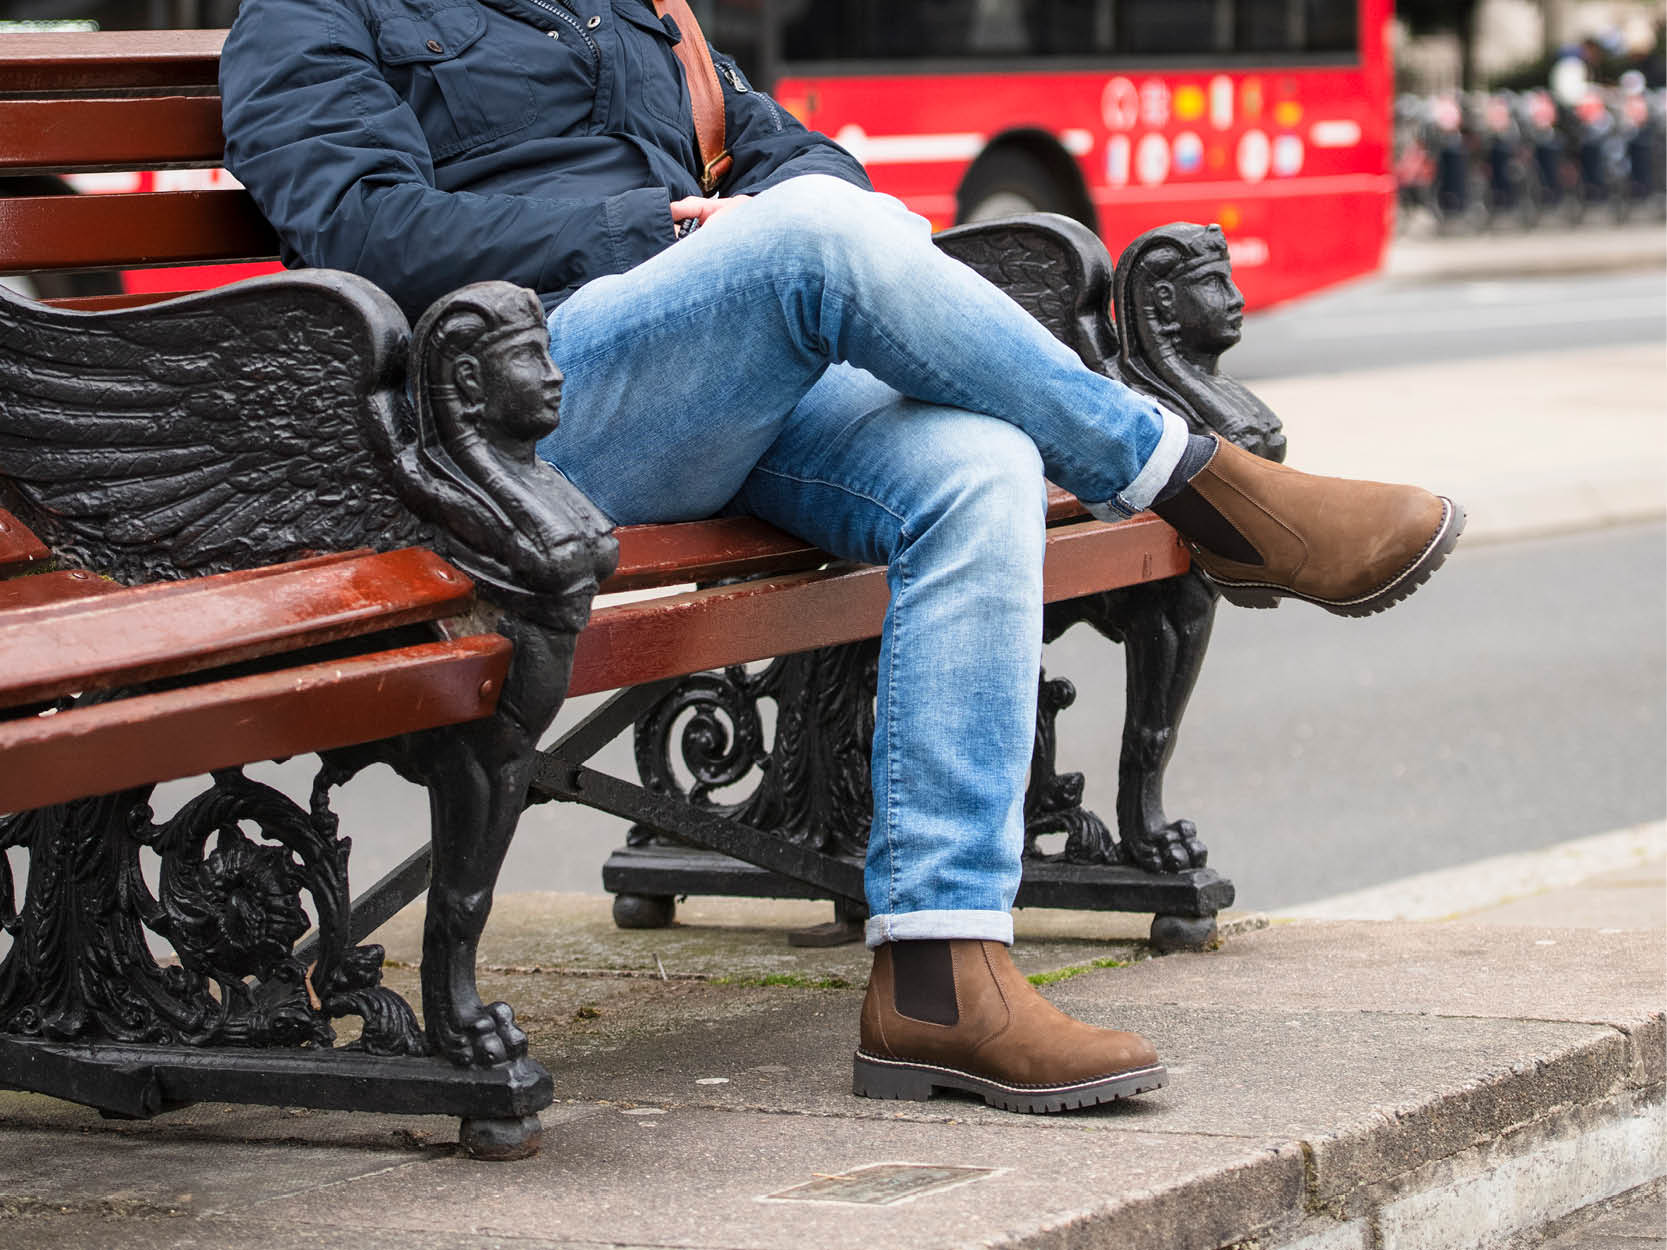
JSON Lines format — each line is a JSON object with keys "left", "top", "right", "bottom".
{"left": 0, "top": 271, "right": 616, "bottom": 613}
{"left": 934, "top": 213, "right": 1121, "bottom": 377}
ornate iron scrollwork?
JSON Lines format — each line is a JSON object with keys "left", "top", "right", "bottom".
{"left": 0, "top": 768, "right": 422, "bottom": 1055}
{"left": 633, "top": 641, "right": 879, "bottom": 859}
{"left": 630, "top": 648, "right": 1129, "bottom": 868}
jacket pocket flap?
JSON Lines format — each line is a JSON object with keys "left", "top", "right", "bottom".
{"left": 613, "top": 0, "right": 679, "bottom": 41}
{"left": 376, "top": 4, "right": 487, "bottom": 64}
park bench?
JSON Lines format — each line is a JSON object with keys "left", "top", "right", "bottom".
{"left": 0, "top": 30, "right": 1264, "bottom": 1158}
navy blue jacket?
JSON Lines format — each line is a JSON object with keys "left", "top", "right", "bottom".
{"left": 220, "top": 0, "right": 871, "bottom": 320}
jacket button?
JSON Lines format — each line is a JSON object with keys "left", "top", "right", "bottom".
{"left": 547, "top": 29, "right": 560, "bottom": 39}
{"left": 586, "top": 14, "right": 601, "bottom": 28}
{"left": 426, "top": 39, "right": 443, "bottom": 52}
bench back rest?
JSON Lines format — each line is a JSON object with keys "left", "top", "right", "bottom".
{"left": 0, "top": 30, "right": 276, "bottom": 310}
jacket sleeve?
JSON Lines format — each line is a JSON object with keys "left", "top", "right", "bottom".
{"left": 220, "top": 0, "right": 672, "bottom": 319}
{"left": 711, "top": 53, "right": 873, "bottom": 196}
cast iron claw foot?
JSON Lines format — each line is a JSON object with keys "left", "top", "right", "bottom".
{"left": 1150, "top": 913, "right": 1218, "bottom": 953}
{"left": 1123, "top": 819, "right": 1208, "bottom": 873}
{"left": 460, "top": 1114, "right": 543, "bottom": 1161}
{"left": 435, "top": 1000, "right": 528, "bottom": 1068}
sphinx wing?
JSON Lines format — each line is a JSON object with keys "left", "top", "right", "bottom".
{"left": 0, "top": 272, "right": 432, "bottom": 585}
{"left": 934, "top": 213, "right": 1123, "bottom": 379}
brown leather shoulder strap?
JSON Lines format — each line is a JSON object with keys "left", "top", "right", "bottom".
{"left": 651, "top": 0, "right": 733, "bottom": 192}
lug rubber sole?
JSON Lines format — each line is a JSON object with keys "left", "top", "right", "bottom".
{"left": 1206, "top": 496, "right": 1465, "bottom": 618}
{"left": 852, "top": 1049, "right": 1167, "bottom": 1114}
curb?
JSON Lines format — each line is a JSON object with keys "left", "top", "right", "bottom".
{"left": 1275, "top": 822, "right": 1667, "bottom": 924}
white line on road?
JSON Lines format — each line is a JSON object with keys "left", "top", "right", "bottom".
{"left": 1276, "top": 820, "right": 1667, "bottom": 923}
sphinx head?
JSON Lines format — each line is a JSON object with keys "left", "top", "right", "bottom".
{"left": 1116, "top": 223, "right": 1245, "bottom": 370}
{"left": 412, "top": 282, "right": 563, "bottom": 455}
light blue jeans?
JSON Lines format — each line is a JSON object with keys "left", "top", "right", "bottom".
{"left": 539, "top": 174, "right": 1186, "bottom": 947}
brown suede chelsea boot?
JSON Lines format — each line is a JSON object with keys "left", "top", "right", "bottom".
{"left": 853, "top": 939, "right": 1166, "bottom": 1113}
{"left": 1154, "top": 435, "right": 1465, "bottom": 617}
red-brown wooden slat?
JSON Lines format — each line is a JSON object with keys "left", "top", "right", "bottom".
{"left": 0, "top": 547, "right": 474, "bottom": 710}
{"left": 1045, "top": 483, "right": 1089, "bottom": 521}
{"left": 0, "top": 570, "right": 123, "bottom": 611}
{"left": 605, "top": 517, "right": 824, "bottom": 593}
{"left": 42, "top": 289, "right": 200, "bottom": 312}
{"left": 602, "top": 489, "right": 1094, "bottom": 595}
{"left": 0, "top": 97, "right": 224, "bottom": 172}
{"left": 0, "top": 31, "right": 224, "bottom": 95}
{"left": 0, "top": 191, "right": 278, "bottom": 274}
{"left": 0, "top": 635, "right": 509, "bottom": 815}
{"left": 0, "top": 509, "right": 50, "bottom": 573}
{"left": 572, "top": 514, "right": 1186, "bottom": 695}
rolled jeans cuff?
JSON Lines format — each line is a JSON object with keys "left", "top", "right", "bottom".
{"left": 865, "top": 909, "right": 1014, "bottom": 950}
{"left": 1084, "top": 406, "right": 1191, "bottom": 521}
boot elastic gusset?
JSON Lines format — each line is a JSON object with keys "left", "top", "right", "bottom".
{"left": 855, "top": 939, "right": 1166, "bottom": 1113}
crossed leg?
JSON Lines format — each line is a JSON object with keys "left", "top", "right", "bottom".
{"left": 539, "top": 175, "right": 1183, "bottom": 939}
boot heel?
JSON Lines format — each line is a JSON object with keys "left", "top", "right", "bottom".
{"left": 1213, "top": 580, "right": 1281, "bottom": 610}
{"left": 852, "top": 1053, "right": 937, "bottom": 1101}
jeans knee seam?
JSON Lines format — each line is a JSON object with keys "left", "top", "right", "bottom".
{"left": 746, "top": 465, "right": 909, "bottom": 530}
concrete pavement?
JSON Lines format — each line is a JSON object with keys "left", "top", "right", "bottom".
{"left": 1, "top": 225, "right": 1663, "bottom": 1249}
{"left": 0, "top": 856, "right": 1659, "bottom": 1250}
{"left": 1385, "top": 221, "right": 1667, "bottom": 284}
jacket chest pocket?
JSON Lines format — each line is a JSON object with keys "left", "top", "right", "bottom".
{"left": 376, "top": 4, "right": 545, "bottom": 160}
{"left": 612, "top": 1, "right": 691, "bottom": 133}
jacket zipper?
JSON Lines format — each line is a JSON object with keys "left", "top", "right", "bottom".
{"left": 719, "top": 60, "right": 783, "bottom": 133}
{"left": 522, "top": 0, "right": 600, "bottom": 63}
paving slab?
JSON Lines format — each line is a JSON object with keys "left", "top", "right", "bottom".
{"left": 0, "top": 1212, "right": 600, "bottom": 1250}
{"left": 369, "top": 891, "right": 1163, "bottom": 986}
{"left": 1068, "top": 920, "right": 1666, "bottom": 1031}
{"left": 1, "top": 912, "right": 1660, "bottom": 1250}
{"left": 1463, "top": 857, "right": 1667, "bottom": 930}
{"left": 0, "top": 1125, "right": 424, "bottom": 1214}
{"left": 222, "top": 1107, "right": 1303, "bottom": 1250}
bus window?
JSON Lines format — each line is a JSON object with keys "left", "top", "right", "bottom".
{"left": 768, "top": 0, "right": 1357, "bottom": 64}
{"left": 1237, "top": 0, "right": 1299, "bottom": 52}
{"left": 1120, "top": 0, "right": 1222, "bottom": 55}
{"left": 1236, "top": 0, "right": 1360, "bottom": 55}
{"left": 1302, "top": 0, "right": 1358, "bottom": 54}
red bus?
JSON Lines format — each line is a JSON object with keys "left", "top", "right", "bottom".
{"left": 52, "top": 0, "right": 1393, "bottom": 310}
{"left": 702, "top": 0, "right": 1395, "bottom": 309}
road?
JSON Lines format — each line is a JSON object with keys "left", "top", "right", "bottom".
{"left": 1045, "top": 519, "right": 1666, "bottom": 910}
{"left": 133, "top": 265, "right": 1665, "bottom": 917}
{"left": 1228, "top": 268, "right": 1666, "bottom": 379}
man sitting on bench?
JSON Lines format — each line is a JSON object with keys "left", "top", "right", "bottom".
{"left": 221, "top": 0, "right": 1463, "bottom": 1114}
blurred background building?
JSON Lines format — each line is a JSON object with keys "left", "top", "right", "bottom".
{"left": 1395, "top": 0, "right": 1665, "bottom": 91}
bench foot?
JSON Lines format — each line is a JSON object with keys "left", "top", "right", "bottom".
{"left": 613, "top": 892, "right": 677, "bottom": 929}
{"left": 0, "top": 1037, "right": 553, "bottom": 1125}
{"left": 460, "top": 1113, "right": 543, "bottom": 1161}
{"left": 1149, "top": 913, "right": 1219, "bottom": 953}
{"left": 788, "top": 897, "right": 868, "bottom": 947}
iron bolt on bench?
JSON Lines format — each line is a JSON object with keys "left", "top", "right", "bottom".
{"left": 0, "top": 29, "right": 1272, "bottom": 1157}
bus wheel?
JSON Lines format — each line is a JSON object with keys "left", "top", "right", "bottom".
{"left": 959, "top": 146, "right": 1077, "bottom": 223}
